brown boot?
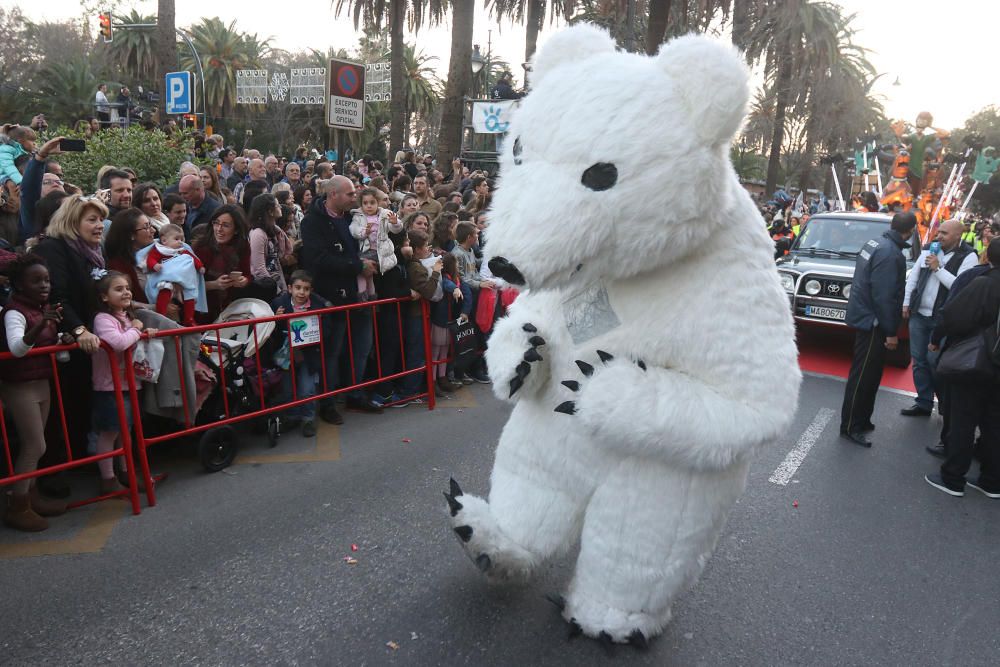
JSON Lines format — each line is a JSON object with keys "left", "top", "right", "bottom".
{"left": 29, "top": 481, "right": 67, "bottom": 517}
{"left": 437, "top": 378, "right": 459, "bottom": 393}
{"left": 3, "top": 492, "right": 48, "bottom": 532}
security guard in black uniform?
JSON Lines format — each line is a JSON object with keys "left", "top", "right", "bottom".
{"left": 840, "top": 212, "right": 917, "bottom": 447}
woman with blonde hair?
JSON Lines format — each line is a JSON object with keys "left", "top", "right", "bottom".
{"left": 32, "top": 194, "right": 107, "bottom": 474}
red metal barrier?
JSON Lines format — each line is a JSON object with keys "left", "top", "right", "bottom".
{"left": 0, "top": 342, "right": 142, "bottom": 516}
{"left": 128, "top": 297, "right": 437, "bottom": 506}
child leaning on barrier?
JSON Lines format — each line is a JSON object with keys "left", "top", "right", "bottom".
{"left": 272, "top": 270, "right": 332, "bottom": 438}
{"left": 430, "top": 253, "right": 472, "bottom": 395}
{"left": 91, "top": 271, "right": 157, "bottom": 496}
{"left": 0, "top": 255, "right": 71, "bottom": 532}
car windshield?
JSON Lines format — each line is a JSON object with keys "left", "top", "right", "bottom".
{"left": 795, "top": 218, "right": 887, "bottom": 255}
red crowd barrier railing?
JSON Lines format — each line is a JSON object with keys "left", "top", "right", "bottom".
{"left": 127, "top": 296, "right": 438, "bottom": 507}
{"left": 0, "top": 341, "right": 143, "bottom": 516}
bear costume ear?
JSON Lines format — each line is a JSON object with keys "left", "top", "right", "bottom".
{"left": 529, "top": 24, "right": 617, "bottom": 88}
{"left": 657, "top": 34, "right": 750, "bottom": 147}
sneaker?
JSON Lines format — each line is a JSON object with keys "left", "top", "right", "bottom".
{"left": 471, "top": 370, "right": 492, "bottom": 384}
{"left": 924, "top": 473, "right": 964, "bottom": 497}
{"left": 346, "top": 397, "right": 384, "bottom": 413}
{"left": 456, "top": 373, "right": 474, "bottom": 385}
{"left": 301, "top": 420, "right": 316, "bottom": 438}
{"left": 966, "top": 479, "right": 1000, "bottom": 499}
{"left": 391, "top": 396, "right": 426, "bottom": 408}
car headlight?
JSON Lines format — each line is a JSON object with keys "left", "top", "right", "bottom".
{"left": 805, "top": 279, "right": 822, "bottom": 295}
{"left": 842, "top": 284, "right": 851, "bottom": 300}
{"left": 779, "top": 273, "right": 795, "bottom": 293}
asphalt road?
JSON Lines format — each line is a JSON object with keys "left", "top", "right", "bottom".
{"left": 1, "top": 374, "right": 998, "bottom": 666}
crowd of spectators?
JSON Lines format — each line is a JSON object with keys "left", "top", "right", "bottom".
{"left": 0, "top": 115, "right": 504, "bottom": 533}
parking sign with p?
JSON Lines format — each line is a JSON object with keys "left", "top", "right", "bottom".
{"left": 165, "top": 71, "right": 193, "bottom": 115}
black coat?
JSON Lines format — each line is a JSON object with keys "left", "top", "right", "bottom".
{"left": 32, "top": 236, "right": 100, "bottom": 332}
{"left": 935, "top": 268, "right": 1000, "bottom": 347}
{"left": 846, "top": 229, "right": 909, "bottom": 334}
{"left": 299, "top": 196, "right": 363, "bottom": 305}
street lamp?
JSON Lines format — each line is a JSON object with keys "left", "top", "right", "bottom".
{"left": 471, "top": 45, "right": 485, "bottom": 75}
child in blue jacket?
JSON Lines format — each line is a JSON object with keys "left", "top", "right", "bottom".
{"left": 0, "top": 125, "right": 37, "bottom": 185}
{"left": 271, "top": 270, "right": 333, "bottom": 437}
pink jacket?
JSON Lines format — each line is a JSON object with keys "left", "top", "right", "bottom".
{"left": 92, "top": 311, "right": 141, "bottom": 392}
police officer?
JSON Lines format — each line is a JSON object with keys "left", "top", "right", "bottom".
{"left": 840, "top": 211, "right": 917, "bottom": 446}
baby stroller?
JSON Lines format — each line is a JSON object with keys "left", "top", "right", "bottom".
{"left": 195, "top": 298, "right": 285, "bottom": 471}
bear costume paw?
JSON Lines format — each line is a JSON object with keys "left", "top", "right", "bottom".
{"left": 444, "top": 478, "right": 536, "bottom": 582}
{"left": 485, "top": 317, "right": 551, "bottom": 403}
{"left": 554, "top": 350, "right": 647, "bottom": 420}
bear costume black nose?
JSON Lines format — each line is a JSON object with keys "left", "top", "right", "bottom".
{"left": 488, "top": 257, "right": 526, "bottom": 286}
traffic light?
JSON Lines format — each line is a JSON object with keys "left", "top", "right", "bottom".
{"left": 99, "top": 13, "right": 113, "bottom": 43}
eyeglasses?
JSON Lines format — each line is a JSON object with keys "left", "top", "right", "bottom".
{"left": 134, "top": 224, "right": 152, "bottom": 232}
{"left": 212, "top": 221, "right": 235, "bottom": 229}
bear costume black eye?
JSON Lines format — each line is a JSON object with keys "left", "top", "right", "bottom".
{"left": 581, "top": 162, "right": 617, "bottom": 191}
{"left": 512, "top": 136, "right": 523, "bottom": 165}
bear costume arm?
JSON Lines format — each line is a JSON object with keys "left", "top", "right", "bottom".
{"left": 572, "top": 358, "right": 793, "bottom": 471}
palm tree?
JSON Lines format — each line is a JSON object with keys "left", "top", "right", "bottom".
{"left": 155, "top": 0, "right": 177, "bottom": 120}
{"left": 110, "top": 10, "right": 157, "bottom": 83}
{"left": 645, "top": 0, "right": 730, "bottom": 55}
{"left": 743, "top": 0, "right": 849, "bottom": 195}
{"left": 333, "top": 0, "right": 446, "bottom": 154}
{"left": 488, "top": 0, "right": 574, "bottom": 63}
{"left": 399, "top": 43, "right": 442, "bottom": 147}
{"left": 436, "top": 0, "right": 475, "bottom": 166}
{"left": 35, "top": 59, "right": 112, "bottom": 126}
{"left": 177, "top": 18, "right": 270, "bottom": 120}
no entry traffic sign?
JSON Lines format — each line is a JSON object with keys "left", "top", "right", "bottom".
{"left": 327, "top": 58, "right": 365, "bottom": 130}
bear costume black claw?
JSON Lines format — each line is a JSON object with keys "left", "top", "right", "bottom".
{"left": 443, "top": 492, "right": 463, "bottom": 516}
{"left": 454, "top": 525, "right": 473, "bottom": 542}
{"left": 554, "top": 401, "right": 577, "bottom": 415}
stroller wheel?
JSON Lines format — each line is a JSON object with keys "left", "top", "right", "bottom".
{"left": 199, "top": 426, "right": 238, "bottom": 472}
{"left": 267, "top": 417, "right": 280, "bottom": 448}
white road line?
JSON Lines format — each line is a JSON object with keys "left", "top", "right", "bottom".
{"left": 768, "top": 407, "right": 835, "bottom": 486}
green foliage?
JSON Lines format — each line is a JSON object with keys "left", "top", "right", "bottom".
{"left": 51, "top": 125, "right": 204, "bottom": 191}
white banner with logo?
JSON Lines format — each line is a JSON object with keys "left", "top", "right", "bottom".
{"left": 471, "top": 100, "right": 519, "bottom": 134}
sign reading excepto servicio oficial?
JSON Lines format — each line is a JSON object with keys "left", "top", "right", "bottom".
{"left": 326, "top": 58, "right": 365, "bottom": 130}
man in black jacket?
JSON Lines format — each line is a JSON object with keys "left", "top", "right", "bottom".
{"left": 840, "top": 212, "right": 916, "bottom": 446}
{"left": 300, "top": 176, "right": 381, "bottom": 424}
{"left": 924, "top": 238, "right": 1000, "bottom": 497}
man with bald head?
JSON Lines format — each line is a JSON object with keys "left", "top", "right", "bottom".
{"left": 227, "top": 156, "right": 248, "bottom": 190}
{"left": 179, "top": 173, "right": 220, "bottom": 238}
{"left": 901, "top": 218, "right": 979, "bottom": 417}
{"left": 301, "top": 175, "right": 382, "bottom": 423}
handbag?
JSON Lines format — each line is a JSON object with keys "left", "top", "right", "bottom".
{"left": 936, "top": 332, "right": 995, "bottom": 383}
{"left": 132, "top": 337, "right": 165, "bottom": 383}
{"left": 448, "top": 317, "right": 478, "bottom": 374}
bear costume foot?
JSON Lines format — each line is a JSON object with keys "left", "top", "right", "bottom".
{"left": 561, "top": 591, "right": 667, "bottom": 647}
{"left": 444, "top": 478, "right": 536, "bottom": 582}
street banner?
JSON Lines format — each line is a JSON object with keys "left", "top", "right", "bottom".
{"left": 364, "top": 61, "right": 391, "bottom": 102}
{"left": 290, "top": 68, "right": 326, "bottom": 105}
{"left": 472, "top": 100, "right": 518, "bottom": 134}
{"left": 236, "top": 70, "right": 268, "bottom": 104}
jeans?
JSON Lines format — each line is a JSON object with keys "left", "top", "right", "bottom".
{"left": 397, "top": 314, "right": 426, "bottom": 398}
{"left": 320, "top": 307, "right": 374, "bottom": 408}
{"left": 283, "top": 361, "right": 318, "bottom": 420}
{"left": 908, "top": 312, "right": 939, "bottom": 410}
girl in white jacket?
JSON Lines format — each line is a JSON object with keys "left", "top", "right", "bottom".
{"left": 350, "top": 187, "right": 403, "bottom": 299}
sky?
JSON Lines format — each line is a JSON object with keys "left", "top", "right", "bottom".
{"left": 15, "top": 0, "right": 998, "bottom": 130}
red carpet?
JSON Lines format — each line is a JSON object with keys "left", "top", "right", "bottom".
{"left": 796, "top": 326, "right": 916, "bottom": 394}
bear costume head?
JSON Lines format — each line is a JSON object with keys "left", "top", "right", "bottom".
{"left": 486, "top": 25, "right": 751, "bottom": 292}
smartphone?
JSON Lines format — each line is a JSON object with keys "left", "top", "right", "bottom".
{"left": 59, "top": 138, "right": 86, "bottom": 152}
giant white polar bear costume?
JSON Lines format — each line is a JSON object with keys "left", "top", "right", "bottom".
{"left": 444, "top": 24, "right": 801, "bottom": 646}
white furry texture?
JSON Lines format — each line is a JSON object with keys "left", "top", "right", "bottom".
{"left": 452, "top": 25, "right": 801, "bottom": 644}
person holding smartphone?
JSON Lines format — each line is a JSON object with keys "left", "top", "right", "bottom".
{"left": 17, "top": 136, "right": 66, "bottom": 245}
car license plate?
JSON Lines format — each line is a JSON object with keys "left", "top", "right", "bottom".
{"left": 806, "top": 306, "right": 845, "bottom": 321}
